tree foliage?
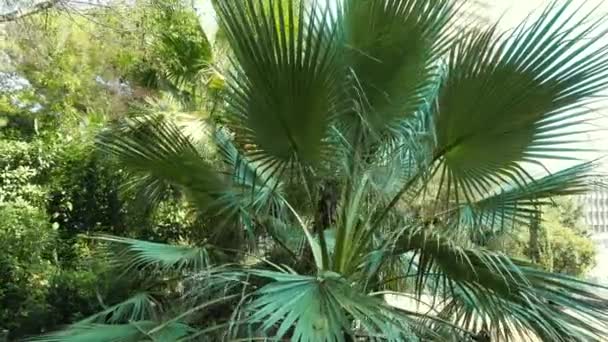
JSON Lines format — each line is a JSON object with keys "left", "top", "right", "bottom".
{"left": 0, "top": 0, "right": 215, "bottom": 339}
{"left": 2, "top": 0, "right": 608, "bottom": 341}
{"left": 489, "top": 197, "right": 597, "bottom": 278}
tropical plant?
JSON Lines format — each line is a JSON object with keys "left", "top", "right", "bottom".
{"left": 37, "top": 0, "right": 608, "bottom": 341}
{"left": 132, "top": 0, "right": 214, "bottom": 99}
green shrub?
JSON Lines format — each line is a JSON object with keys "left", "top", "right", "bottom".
{"left": 0, "top": 201, "right": 56, "bottom": 337}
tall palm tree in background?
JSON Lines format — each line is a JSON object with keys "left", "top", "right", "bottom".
{"left": 36, "top": 0, "right": 608, "bottom": 341}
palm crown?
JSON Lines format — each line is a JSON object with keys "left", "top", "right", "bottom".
{"left": 37, "top": 0, "right": 608, "bottom": 341}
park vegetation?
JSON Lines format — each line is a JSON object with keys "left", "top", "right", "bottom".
{"left": 0, "top": 0, "right": 606, "bottom": 341}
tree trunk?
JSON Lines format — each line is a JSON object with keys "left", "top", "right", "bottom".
{"left": 529, "top": 208, "right": 542, "bottom": 264}
{"left": 313, "top": 180, "right": 339, "bottom": 234}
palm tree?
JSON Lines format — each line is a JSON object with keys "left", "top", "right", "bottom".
{"left": 37, "top": 0, "right": 608, "bottom": 341}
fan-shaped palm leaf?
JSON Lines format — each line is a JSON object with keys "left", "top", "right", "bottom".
{"left": 97, "top": 114, "right": 227, "bottom": 213}
{"left": 393, "top": 225, "right": 608, "bottom": 340}
{"left": 245, "top": 270, "right": 417, "bottom": 341}
{"left": 94, "top": 235, "right": 211, "bottom": 273}
{"left": 80, "top": 292, "right": 159, "bottom": 325}
{"left": 341, "top": 0, "right": 455, "bottom": 134}
{"left": 457, "top": 161, "right": 598, "bottom": 237}
{"left": 213, "top": 128, "right": 286, "bottom": 215}
{"left": 434, "top": 1, "right": 608, "bottom": 202}
{"left": 436, "top": 267, "right": 608, "bottom": 341}
{"left": 30, "top": 321, "right": 193, "bottom": 342}
{"left": 214, "top": 0, "right": 348, "bottom": 172}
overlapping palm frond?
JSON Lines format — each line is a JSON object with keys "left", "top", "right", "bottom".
{"left": 94, "top": 235, "right": 212, "bottom": 273}
{"left": 213, "top": 128, "right": 286, "bottom": 216}
{"left": 392, "top": 225, "right": 608, "bottom": 341}
{"left": 434, "top": 267, "right": 608, "bottom": 341}
{"left": 330, "top": 174, "right": 397, "bottom": 276}
{"left": 141, "top": 0, "right": 213, "bottom": 96}
{"left": 244, "top": 270, "right": 418, "bottom": 341}
{"left": 214, "top": 0, "right": 348, "bottom": 174}
{"left": 31, "top": 322, "right": 162, "bottom": 342}
{"left": 456, "top": 161, "right": 598, "bottom": 237}
{"left": 433, "top": 0, "right": 608, "bottom": 203}
{"left": 97, "top": 113, "right": 226, "bottom": 213}
{"left": 341, "top": 0, "right": 455, "bottom": 136}
{"left": 30, "top": 292, "right": 190, "bottom": 341}
{"left": 98, "top": 112, "right": 287, "bottom": 224}
{"left": 156, "top": 29, "right": 212, "bottom": 93}
{"left": 32, "top": 266, "right": 244, "bottom": 342}
{"left": 79, "top": 292, "right": 159, "bottom": 325}
{"left": 31, "top": 318, "right": 197, "bottom": 342}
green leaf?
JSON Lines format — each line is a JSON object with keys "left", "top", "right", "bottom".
{"left": 436, "top": 267, "right": 608, "bottom": 341}
{"left": 457, "top": 161, "right": 598, "bottom": 236}
{"left": 99, "top": 110, "right": 288, "bottom": 241}
{"left": 80, "top": 293, "right": 159, "bottom": 325}
{"left": 394, "top": 225, "right": 608, "bottom": 341}
{"left": 342, "top": 0, "right": 455, "bottom": 133}
{"left": 30, "top": 323, "right": 152, "bottom": 342}
{"left": 246, "top": 270, "right": 414, "bottom": 341}
{"left": 213, "top": 128, "right": 286, "bottom": 215}
{"left": 30, "top": 321, "right": 194, "bottom": 342}
{"left": 94, "top": 235, "right": 211, "bottom": 272}
{"left": 214, "top": 0, "right": 348, "bottom": 170}
{"left": 434, "top": 1, "right": 608, "bottom": 201}
{"left": 97, "top": 114, "right": 227, "bottom": 214}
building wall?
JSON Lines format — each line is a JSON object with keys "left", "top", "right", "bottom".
{"left": 580, "top": 189, "right": 608, "bottom": 283}
{"left": 581, "top": 189, "right": 608, "bottom": 235}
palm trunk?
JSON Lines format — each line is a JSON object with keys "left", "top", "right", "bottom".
{"left": 529, "top": 208, "right": 542, "bottom": 264}
{"left": 313, "top": 180, "right": 339, "bottom": 234}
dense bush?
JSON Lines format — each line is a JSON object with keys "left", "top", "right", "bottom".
{"left": 0, "top": 201, "right": 55, "bottom": 337}
{"left": 0, "top": 2, "right": 213, "bottom": 337}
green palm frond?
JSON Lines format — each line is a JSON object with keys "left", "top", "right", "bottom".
{"left": 395, "top": 225, "right": 525, "bottom": 295}
{"left": 98, "top": 114, "right": 227, "bottom": 213}
{"left": 245, "top": 270, "right": 417, "bottom": 341}
{"left": 30, "top": 321, "right": 193, "bottom": 342}
{"left": 367, "top": 127, "right": 434, "bottom": 199}
{"left": 332, "top": 174, "right": 377, "bottom": 275}
{"left": 213, "top": 128, "right": 286, "bottom": 215}
{"left": 156, "top": 30, "right": 212, "bottom": 92}
{"left": 457, "top": 161, "right": 598, "bottom": 236}
{"left": 433, "top": 1, "right": 608, "bottom": 202}
{"left": 31, "top": 323, "right": 152, "bottom": 342}
{"left": 31, "top": 288, "right": 241, "bottom": 342}
{"left": 214, "top": 0, "right": 348, "bottom": 171}
{"left": 94, "top": 235, "right": 211, "bottom": 272}
{"left": 264, "top": 216, "right": 306, "bottom": 250}
{"left": 437, "top": 267, "right": 608, "bottom": 341}
{"left": 342, "top": 0, "right": 455, "bottom": 134}
{"left": 80, "top": 293, "right": 159, "bottom": 324}
{"left": 99, "top": 112, "right": 291, "bottom": 247}
{"left": 146, "top": 0, "right": 213, "bottom": 95}
{"left": 394, "top": 225, "right": 608, "bottom": 341}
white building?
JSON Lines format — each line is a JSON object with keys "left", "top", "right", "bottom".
{"left": 580, "top": 189, "right": 608, "bottom": 283}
